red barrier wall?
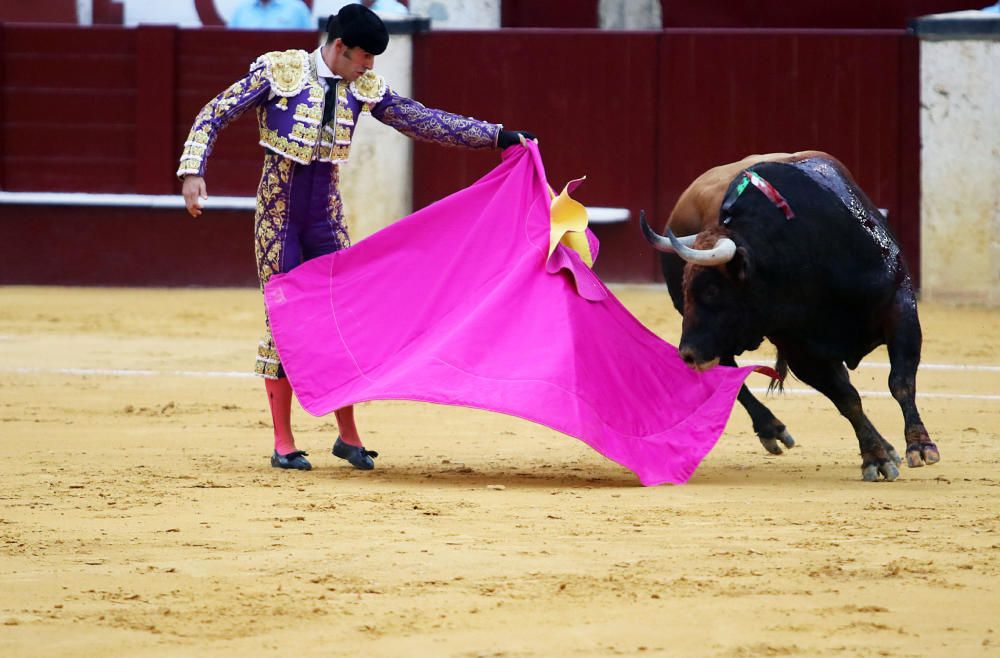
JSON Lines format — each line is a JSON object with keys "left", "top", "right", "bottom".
{"left": 0, "top": 1, "right": 977, "bottom": 29}
{"left": 1, "top": 26, "right": 314, "bottom": 287}
{"left": 412, "top": 29, "right": 662, "bottom": 282}
{"left": 1, "top": 25, "right": 922, "bottom": 286}
{"left": 4, "top": 205, "right": 258, "bottom": 286}
{"left": 501, "top": 1, "right": 599, "bottom": 28}
{"left": 0, "top": 0, "right": 75, "bottom": 23}
{"left": 0, "top": 25, "right": 314, "bottom": 196}
{"left": 656, "top": 30, "right": 921, "bottom": 280}
{"left": 412, "top": 29, "right": 921, "bottom": 283}
{"left": 4, "top": 25, "right": 136, "bottom": 192}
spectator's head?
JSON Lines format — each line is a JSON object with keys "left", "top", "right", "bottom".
{"left": 325, "top": 4, "right": 388, "bottom": 55}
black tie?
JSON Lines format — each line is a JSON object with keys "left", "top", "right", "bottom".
{"left": 322, "top": 78, "right": 338, "bottom": 125}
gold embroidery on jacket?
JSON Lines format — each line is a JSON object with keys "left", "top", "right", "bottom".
{"left": 258, "top": 127, "right": 314, "bottom": 164}
{"left": 257, "top": 50, "right": 310, "bottom": 97}
{"left": 349, "top": 71, "right": 387, "bottom": 104}
{"left": 289, "top": 123, "right": 319, "bottom": 144}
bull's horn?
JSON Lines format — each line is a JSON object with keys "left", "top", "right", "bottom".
{"left": 667, "top": 228, "right": 737, "bottom": 266}
{"left": 639, "top": 210, "right": 699, "bottom": 253}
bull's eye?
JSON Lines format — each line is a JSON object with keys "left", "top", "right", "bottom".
{"left": 700, "top": 283, "right": 720, "bottom": 306}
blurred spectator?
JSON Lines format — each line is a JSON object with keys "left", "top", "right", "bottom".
{"left": 229, "top": 0, "right": 314, "bottom": 29}
{"left": 360, "top": 0, "right": 409, "bottom": 16}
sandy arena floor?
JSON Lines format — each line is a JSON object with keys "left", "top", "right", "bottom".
{"left": 0, "top": 285, "right": 998, "bottom": 657}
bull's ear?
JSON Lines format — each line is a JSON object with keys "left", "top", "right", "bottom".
{"left": 727, "top": 247, "right": 752, "bottom": 284}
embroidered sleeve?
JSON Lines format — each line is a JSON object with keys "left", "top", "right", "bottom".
{"left": 369, "top": 90, "right": 501, "bottom": 150}
{"left": 176, "top": 63, "right": 271, "bottom": 179}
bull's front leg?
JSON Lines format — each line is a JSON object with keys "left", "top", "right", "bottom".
{"left": 886, "top": 291, "right": 940, "bottom": 468}
{"left": 785, "top": 354, "right": 901, "bottom": 481}
{"left": 721, "top": 356, "right": 795, "bottom": 454}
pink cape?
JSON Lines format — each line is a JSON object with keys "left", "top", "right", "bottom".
{"left": 265, "top": 143, "right": 765, "bottom": 485}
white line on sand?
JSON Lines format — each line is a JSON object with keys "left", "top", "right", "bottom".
{"left": 5, "top": 366, "right": 999, "bottom": 401}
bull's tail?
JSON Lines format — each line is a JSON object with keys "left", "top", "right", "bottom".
{"left": 767, "top": 353, "right": 788, "bottom": 394}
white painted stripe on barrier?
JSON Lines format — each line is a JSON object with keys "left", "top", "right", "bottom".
{"left": 4, "top": 366, "right": 998, "bottom": 401}
{"left": 0, "top": 191, "right": 257, "bottom": 210}
{"left": 0, "top": 191, "right": 629, "bottom": 223}
{"left": 586, "top": 207, "right": 629, "bottom": 224}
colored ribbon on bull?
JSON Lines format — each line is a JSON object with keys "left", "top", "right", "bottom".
{"left": 731, "top": 169, "right": 795, "bottom": 220}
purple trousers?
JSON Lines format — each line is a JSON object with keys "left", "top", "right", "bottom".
{"left": 254, "top": 153, "right": 350, "bottom": 378}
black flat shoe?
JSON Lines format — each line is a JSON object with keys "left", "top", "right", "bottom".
{"left": 331, "top": 437, "right": 378, "bottom": 470}
{"left": 271, "top": 450, "right": 312, "bottom": 471}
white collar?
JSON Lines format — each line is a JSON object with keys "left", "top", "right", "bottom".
{"left": 315, "top": 47, "right": 339, "bottom": 81}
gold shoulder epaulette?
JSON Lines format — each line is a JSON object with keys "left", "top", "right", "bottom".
{"left": 349, "top": 71, "right": 388, "bottom": 104}
{"left": 254, "top": 49, "right": 310, "bottom": 98}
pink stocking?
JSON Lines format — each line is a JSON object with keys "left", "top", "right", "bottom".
{"left": 335, "top": 405, "right": 363, "bottom": 447}
{"left": 264, "top": 377, "right": 297, "bottom": 455}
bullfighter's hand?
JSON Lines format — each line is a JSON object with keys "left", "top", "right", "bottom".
{"left": 497, "top": 130, "right": 538, "bottom": 149}
{"left": 182, "top": 176, "right": 208, "bottom": 218}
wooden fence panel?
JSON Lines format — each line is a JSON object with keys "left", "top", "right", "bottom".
{"left": 2, "top": 26, "right": 135, "bottom": 192}
{"left": 656, "top": 29, "right": 919, "bottom": 281}
{"left": 0, "top": 24, "right": 921, "bottom": 284}
{"left": 412, "top": 29, "right": 662, "bottom": 281}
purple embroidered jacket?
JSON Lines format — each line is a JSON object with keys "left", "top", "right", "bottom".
{"left": 177, "top": 48, "right": 501, "bottom": 177}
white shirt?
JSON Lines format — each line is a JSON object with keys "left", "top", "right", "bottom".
{"left": 315, "top": 47, "right": 341, "bottom": 91}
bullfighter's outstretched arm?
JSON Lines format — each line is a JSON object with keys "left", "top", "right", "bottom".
{"left": 367, "top": 86, "right": 501, "bottom": 150}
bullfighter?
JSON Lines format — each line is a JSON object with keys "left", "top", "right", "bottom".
{"left": 177, "top": 4, "right": 534, "bottom": 472}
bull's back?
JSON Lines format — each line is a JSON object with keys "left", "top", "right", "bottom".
{"left": 747, "top": 161, "right": 904, "bottom": 309}
{"left": 666, "top": 150, "right": 837, "bottom": 236}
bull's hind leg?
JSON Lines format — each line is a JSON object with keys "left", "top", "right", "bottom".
{"left": 886, "top": 291, "right": 940, "bottom": 468}
{"left": 785, "top": 355, "right": 900, "bottom": 482}
{"left": 721, "top": 356, "right": 795, "bottom": 454}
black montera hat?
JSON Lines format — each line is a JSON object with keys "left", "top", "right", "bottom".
{"left": 325, "top": 4, "right": 389, "bottom": 55}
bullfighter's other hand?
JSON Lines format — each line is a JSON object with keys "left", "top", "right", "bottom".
{"left": 497, "top": 130, "right": 538, "bottom": 149}
{"left": 182, "top": 175, "right": 208, "bottom": 218}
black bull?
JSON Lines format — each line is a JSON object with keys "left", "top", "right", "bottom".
{"left": 641, "top": 155, "right": 939, "bottom": 481}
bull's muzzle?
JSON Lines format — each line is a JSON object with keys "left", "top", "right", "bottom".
{"left": 679, "top": 345, "right": 721, "bottom": 372}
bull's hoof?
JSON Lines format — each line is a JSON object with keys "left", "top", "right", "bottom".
{"left": 760, "top": 438, "right": 783, "bottom": 455}
{"left": 905, "top": 441, "right": 940, "bottom": 468}
{"left": 862, "top": 459, "right": 900, "bottom": 482}
{"left": 759, "top": 429, "right": 795, "bottom": 455}
{"left": 888, "top": 449, "right": 902, "bottom": 466}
